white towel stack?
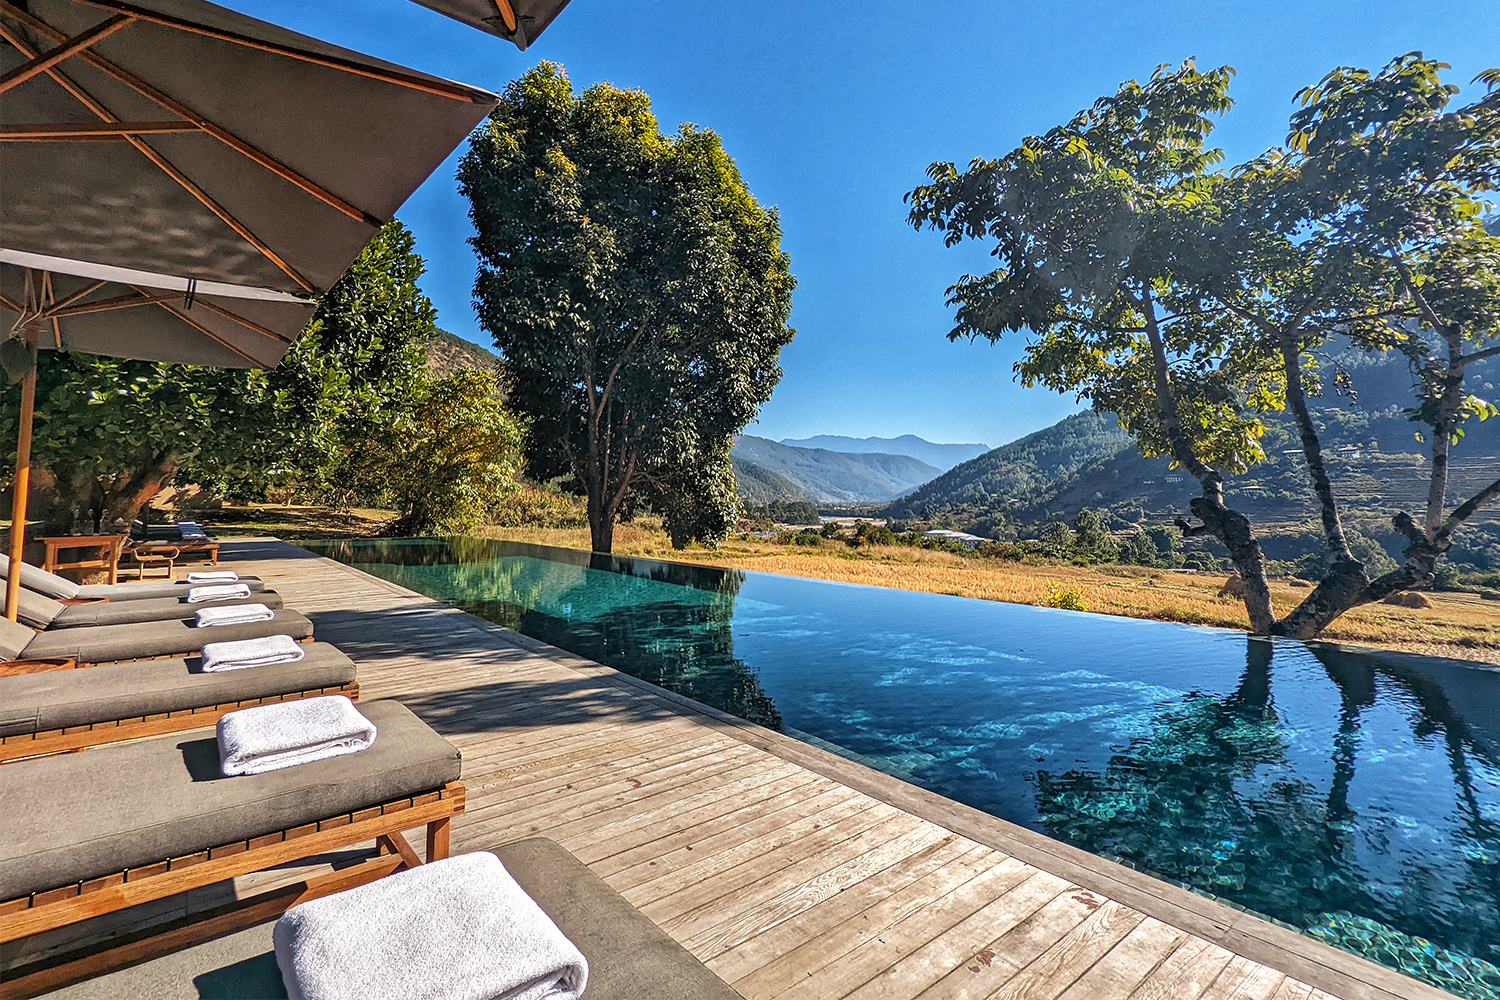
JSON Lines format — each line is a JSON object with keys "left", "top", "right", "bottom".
{"left": 273, "top": 853, "right": 588, "bottom": 1000}
{"left": 217, "top": 696, "right": 375, "bottom": 776}
{"left": 187, "top": 583, "right": 252, "bottom": 604}
{"left": 202, "top": 635, "right": 307, "bottom": 672}
{"left": 188, "top": 570, "right": 240, "bottom": 583}
{"left": 195, "top": 603, "right": 274, "bottom": 627}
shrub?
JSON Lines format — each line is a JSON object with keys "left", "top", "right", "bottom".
{"left": 1044, "top": 584, "right": 1089, "bottom": 611}
{"left": 489, "top": 486, "right": 587, "bottom": 528}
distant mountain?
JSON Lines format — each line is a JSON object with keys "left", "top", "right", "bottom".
{"left": 427, "top": 329, "right": 501, "bottom": 377}
{"left": 779, "top": 434, "right": 990, "bottom": 472}
{"left": 731, "top": 456, "right": 815, "bottom": 504}
{"left": 885, "top": 342, "right": 1500, "bottom": 538}
{"left": 731, "top": 436, "right": 941, "bottom": 504}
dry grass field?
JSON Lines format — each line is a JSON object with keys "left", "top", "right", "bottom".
{"left": 477, "top": 523, "right": 1500, "bottom": 665}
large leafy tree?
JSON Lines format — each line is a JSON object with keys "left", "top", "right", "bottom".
{"left": 1, "top": 221, "right": 438, "bottom": 532}
{"left": 909, "top": 57, "right": 1500, "bottom": 639}
{"left": 459, "top": 63, "right": 796, "bottom": 553}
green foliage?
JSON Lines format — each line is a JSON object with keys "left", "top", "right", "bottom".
{"left": 1038, "top": 522, "right": 1074, "bottom": 558}
{"left": 355, "top": 368, "right": 523, "bottom": 536}
{"left": 743, "top": 499, "right": 821, "bottom": 525}
{"left": 1044, "top": 585, "right": 1089, "bottom": 611}
{"left": 488, "top": 486, "right": 587, "bottom": 529}
{"left": 655, "top": 448, "right": 741, "bottom": 549}
{"left": 848, "top": 522, "right": 898, "bottom": 547}
{"left": 1071, "top": 508, "right": 1119, "bottom": 561}
{"left": 459, "top": 63, "right": 795, "bottom": 552}
{"left": 0, "top": 220, "right": 442, "bottom": 534}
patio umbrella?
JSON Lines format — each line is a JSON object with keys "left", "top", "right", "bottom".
{"left": 0, "top": 0, "right": 501, "bottom": 619}
{"left": 409, "top": 0, "right": 571, "bottom": 48}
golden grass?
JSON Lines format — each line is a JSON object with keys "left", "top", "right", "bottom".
{"left": 477, "top": 523, "right": 1500, "bottom": 664}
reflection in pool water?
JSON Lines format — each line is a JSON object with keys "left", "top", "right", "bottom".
{"left": 310, "top": 537, "right": 1500, "bottom": 999}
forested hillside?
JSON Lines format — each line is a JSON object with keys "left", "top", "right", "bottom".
{"left": 731, "top": 455, "right": 815, "bottom": 504}
{"left": 889, "top": 343, "right": 1500, "bottom": 566}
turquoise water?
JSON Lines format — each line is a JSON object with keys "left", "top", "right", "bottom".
{"left": 310, "top": 537, "right": 1500, "bottom": 998}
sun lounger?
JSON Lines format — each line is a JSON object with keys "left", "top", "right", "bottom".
{"left": 11, "top": 585, "right": 285, "bottom": 631}
{"left": 0, "top": 642, "right": 358, "bottom": 762}
{"left": 0, "top": 608, "right": 314, "bottom": 666}
{"left": 35, "top": 839, "right": 743, "bottom": 1000}
{"left": 0, "top": 700, "right": 463, "bottom": 997}
{"left": 1, "top": 553, "right": 267, "bottom": 602}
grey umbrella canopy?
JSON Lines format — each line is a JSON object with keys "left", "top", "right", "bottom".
{"left": 0, "top": 0, "right": 500, "bottom": 617}
{"left": 409, "top": 0, "right": 571, "bottom": 48}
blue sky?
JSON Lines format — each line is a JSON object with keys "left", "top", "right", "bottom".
{"left": 231, "top": 0, "right": 1499, "bottom": 450}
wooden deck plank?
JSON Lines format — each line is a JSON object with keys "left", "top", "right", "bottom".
{"left": 126, "top": 539, "right": 1450, "bottom": 1000}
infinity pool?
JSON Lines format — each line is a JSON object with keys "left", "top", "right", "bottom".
{"left": 310, "top": 537, "right": 1500, "bottom": 998}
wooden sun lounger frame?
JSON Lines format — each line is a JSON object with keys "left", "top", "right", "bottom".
{"left": 0, "top": 673, "right": 360, "bottom": 763}
{"left": 0, "top": 780, "right": 465, "bottom": 997}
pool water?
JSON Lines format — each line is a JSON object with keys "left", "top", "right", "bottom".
{"left": 310, "top": 537, "right": 1500, "bottom": 998}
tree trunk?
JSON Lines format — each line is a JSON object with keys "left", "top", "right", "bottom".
{"left": 1140, "top": 290, "right": 1277, "bottom": 633}
{"left": 588, "top": 493, "right": 615, "bottom": 554}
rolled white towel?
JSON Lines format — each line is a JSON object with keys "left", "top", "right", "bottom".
{"left": 202, "top": 634, "right": 306, "bottom": 672}
{"left": 187, "top": 582, "right": 252, "bottom": 603}
{"left": 188, "top": 570, "right": 239, "bottom": 583}
{"left": 274, "top": 853, "right": 587, "bottom": 1000}
{"left": 195, "top": 603, "right": 274, "bottom": 627}
{"left": 217, "top": 696, "right": 375, "bottom": 776}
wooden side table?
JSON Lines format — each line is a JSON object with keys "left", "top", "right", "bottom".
{"left": 38, "top": 535, "right": 128, "bottom": 585}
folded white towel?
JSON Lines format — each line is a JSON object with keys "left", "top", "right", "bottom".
{"left": 202, "top": 634, "right": 307, "bottom": 672}
{"left": 187, "top": 582, "right": 252, "bottom": 603}
{"left": 195, "top": 603, "right": 274, "bottom": 627}
{"left": 217, "top": 696, "right": 375, "bottom": 777}
{"left": 274, "top": 853, "right": 587, "bottom": 1000}
{"left": 188, "top": 570, "right": 240, "bottom": 583}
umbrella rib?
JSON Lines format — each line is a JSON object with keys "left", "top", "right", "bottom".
{"left": 131, "top": 287, "right": 264, "bottom": 366}
{"left": 0, "top": 121, "right": 201, "bottom": 139}
{"left": 48, "top": 289, "right": 179, "bottom": 318}
{"left": 0, "top": 12, "right": 131, "bottom": 96}
{"left": 42, "top": 278, "right": 108, "bottom": 313}
{"left": 0, "top": 22, "right": 316, "bottom": 295}
{"left": 0, "top": 3, "right": 384, "bottom": 229}
{"left": 191, "top": 298, "right": 294, "bottom": 343}
{"left": 492, "top": 0, "right": 518, "bottom": 33}
{"left": 67, "top": 0, "right": 492, "bottom": 103}
{"left": 0, "top": 291, "right": 22, "bottom": 314}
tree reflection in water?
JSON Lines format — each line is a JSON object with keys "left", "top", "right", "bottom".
{"left": 1034, "top": 639, "right": 1500, "bottom": 997}
{"left": 322, "top": 537, "right": 782, "bottom": 731}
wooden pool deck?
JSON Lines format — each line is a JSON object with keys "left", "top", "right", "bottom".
{"left": 198, "top": 539, "right": 1454, "bottom": 999}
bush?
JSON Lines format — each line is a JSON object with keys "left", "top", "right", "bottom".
{"left": 1044, "top": 584, "right": 1089, "bottom": 611}
{"left": 489, "top": 486, "right": 586, "bottom": 528}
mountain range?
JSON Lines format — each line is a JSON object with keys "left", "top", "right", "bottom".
{"left": 778, "top": 435, "right": 990, "bottom": 472}
{"left": 886, "top": 340, "right": 1500, "bottom": 538}
{"left": 730, "top": 435, "right": 940, "bottom": 504}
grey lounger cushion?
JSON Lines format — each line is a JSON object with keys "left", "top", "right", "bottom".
{"left": 0, "top": 700, "right": 458, "bottom": 903}
{"left": 0, "top": 609, "right": 315, "bottom": 664}
{"left": 0, "top": 642, "right": 356, "bottom": 738}
{"left": 45, "top": 590, "right": 285, "bottom": 629}
{"left": 44, "top": 840, "right": 743, "bottom": 1000}
{"left": 77, "top": 577, "right": 267, "bottom": 602}
{"left": 1, "top": 552, "right": 264, "bottom": 603}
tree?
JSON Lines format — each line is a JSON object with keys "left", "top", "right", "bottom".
{"left": 353, "top": 368, "right": 523, "bottom": 535}
{"left": 909, "top": 60, "right": 1288, "bottom": 625}
{"left": 0, "top": 221, "right": 439, "bottom": 532}
{"left": 459, "top": 63, "right": 796, "bottom": 553}
{"left": 907, "top": 57, "right": 1500, "bottom": 638}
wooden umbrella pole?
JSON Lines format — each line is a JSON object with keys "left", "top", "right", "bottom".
{"left": 5, "top": 340, "right": 37, "bottom": 622}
